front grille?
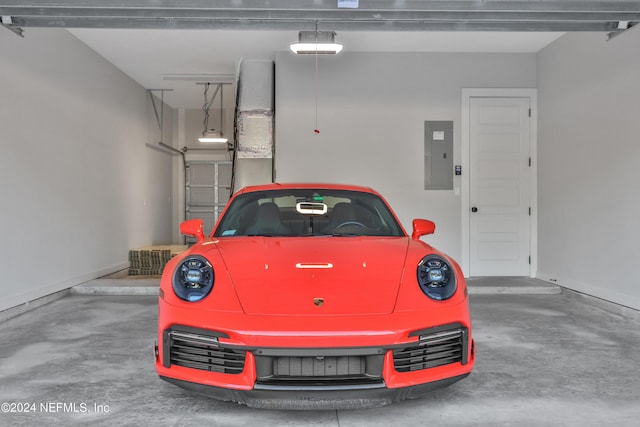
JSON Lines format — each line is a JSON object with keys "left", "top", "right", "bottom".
{"left": 273, "top": 356, "right": 366, "bottom": 378}
{"left": 255, "top": 352, "right": 385, "bottom": 387}
{"left": 167, "top": 330, "right": 245, "bottom": 374}
{"left": 393, "top": 327, "right": 466, "bottom": 372}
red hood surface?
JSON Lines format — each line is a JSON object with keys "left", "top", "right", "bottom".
{"left": 215, "top": 237, "right": 409, "bottom": 316}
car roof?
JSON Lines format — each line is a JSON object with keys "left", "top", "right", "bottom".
{"left": 235, "top": 182, "right": 379, "bottom": 195}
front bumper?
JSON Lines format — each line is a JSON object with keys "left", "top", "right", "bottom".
{"left": 155, "top": 320, "right": 475, "bottom": 409}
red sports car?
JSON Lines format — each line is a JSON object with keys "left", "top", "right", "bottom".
{"left": 155, "top": 183, "right": 474, "bottom": 409}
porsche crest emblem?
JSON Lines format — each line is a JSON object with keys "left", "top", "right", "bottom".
{"left": 313, "top": 297, "right": 324, "bottom": 307}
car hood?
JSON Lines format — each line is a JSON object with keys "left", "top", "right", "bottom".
{"left": 216, "top": 237, "right": 409, "bottom": 316}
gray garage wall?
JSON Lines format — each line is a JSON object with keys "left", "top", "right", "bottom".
{"left": 275, "top": 51, "right": 536, "bottom": 260}
{"left": 0, "top": 29, "right": 174, "bottom": 312}
{"left": 537, "top": 31, "right": 640, "bottom": 310}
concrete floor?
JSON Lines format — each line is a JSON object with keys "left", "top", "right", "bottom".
{"left": 1, "top": 280, "right": 639, "bottom": 426}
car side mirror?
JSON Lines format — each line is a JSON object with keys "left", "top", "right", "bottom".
{"left": 180, "top": 218, "right": 205, "bottom": 242}
{"left": 412, "top": 219, "right": 436, "bottom": 240}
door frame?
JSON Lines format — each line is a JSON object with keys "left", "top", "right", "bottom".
{"left": 461, "top": 88, "right": 538, "bottom": 278}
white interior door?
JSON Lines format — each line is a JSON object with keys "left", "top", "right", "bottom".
{"left": 469, "top": 97, "right": 531, "bottom": 276}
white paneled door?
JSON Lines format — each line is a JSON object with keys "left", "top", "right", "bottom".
{"left": 469, "top": 97, "right": 531, "bottom": 276}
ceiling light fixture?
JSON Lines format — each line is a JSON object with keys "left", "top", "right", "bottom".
{"left": 290, "top": 31, "right": 343, "bottom": 55}
{"left": 198, "top": 82, "right": 229, "bottom": 146}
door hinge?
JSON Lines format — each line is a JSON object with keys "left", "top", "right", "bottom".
{"left": 529, "top": 157, "right": 531, "bottom": 167}
{"left": 529, "top": 207, "right": 531, "bottom": 216}
{"left": 529, "top": 256, "right": 531, "bottom": 265}
{"left": 528, "top": 108, "right": 531, "bottom": 117}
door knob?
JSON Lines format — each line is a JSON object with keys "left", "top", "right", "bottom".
{"left": 471, "top": 207, "right": 478, "bottom": 213}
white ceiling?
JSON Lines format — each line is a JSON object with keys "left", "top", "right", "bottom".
{"left": 68, "top": 29, "right": 564, "bottom": 108}
{"left": 9, "top": 1, "right": 632, "bottom": 108}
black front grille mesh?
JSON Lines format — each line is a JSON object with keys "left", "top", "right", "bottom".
{"left": 273, "top": 356, "right": 366, "bottom": 378}
{"left": 168, "top": 331, "right": 245, "bottom": 374}
{"left": 393, "top": 327, "right": 466, "bottom": 372}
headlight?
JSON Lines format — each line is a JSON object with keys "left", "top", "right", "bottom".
{"left": 417, "top": 255, "right": 456, "bottom": 300}
{"left": 172, "top": 255, "right": 214, "bottom": 302}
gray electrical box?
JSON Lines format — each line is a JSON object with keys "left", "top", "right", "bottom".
{"left": 424, "top": 121, "right": 453, "bottom": 190}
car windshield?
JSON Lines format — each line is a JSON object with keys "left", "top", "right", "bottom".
{"left": 214, "top": 189, "right": 405, "bottom": 237}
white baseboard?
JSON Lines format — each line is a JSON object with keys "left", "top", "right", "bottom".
{"left": 0, "top": 289, "right": 70, "bottom": 324}
{"left": 537, "top": 271, "right": 640, "bottom": 319}
{"left": 0, "top": 262, "right": 129, "bottom": 316}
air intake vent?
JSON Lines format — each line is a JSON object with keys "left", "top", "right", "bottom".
{"left": 168, "top": 330, "right": 245, "bottom": 374}
{"left": 393, "top": 326, "right": 467, "bottom": 372}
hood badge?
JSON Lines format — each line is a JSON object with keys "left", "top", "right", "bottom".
{"left": 313, "top": 297, "right": 325, "bottom": 307}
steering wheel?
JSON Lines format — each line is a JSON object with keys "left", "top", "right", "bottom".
{"left": 335, "top": 221, "right": 366, "bottom": 229}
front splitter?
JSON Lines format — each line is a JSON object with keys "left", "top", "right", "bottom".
{"left": 159, "top": 373, "right": 469, "bottom": 410}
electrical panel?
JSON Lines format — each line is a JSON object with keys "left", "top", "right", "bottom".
{"left": 424, "top": 121, "right": 453, "bottom": 190}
